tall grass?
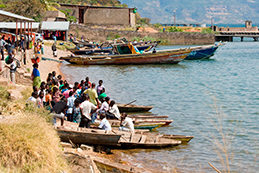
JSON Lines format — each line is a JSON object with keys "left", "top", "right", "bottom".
{"left": 208, "top": 97, "right": 233, "bottom": 173}
{"left": 0, "top": 86, "right": 69, "bottom": 172}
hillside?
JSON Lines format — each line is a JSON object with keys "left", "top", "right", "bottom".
{"left": 121, "top": 0, "right": 259, "bottom": 24}
{"left": 0, "top": 0, "right": 128, "bottom": 21}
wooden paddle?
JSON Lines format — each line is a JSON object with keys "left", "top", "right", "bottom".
{"left": 124, "top": 100, "right": 136, "bottom": 106}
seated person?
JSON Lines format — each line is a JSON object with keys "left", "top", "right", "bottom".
{"left": 98, "top": 97, "right": 110, "bottom": 113}
{"left": 27, "top": 92, "right": 38, "bottom": 104}
{"left": 119, "top": 113, "right": 134, "bottom": 133}
{"left": 98, "top": 111, "right": 112, "bottom": 131}
{"left": 106, "top": 100, "right": 121, "bottom": 120}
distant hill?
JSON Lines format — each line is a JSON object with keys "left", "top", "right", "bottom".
{"left": 120, "top": 0, "right": 259, "bottom": 24}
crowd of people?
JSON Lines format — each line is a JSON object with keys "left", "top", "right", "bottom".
{"left": 27, "top": 70, "right": 135, "bottom": 133}
{"left": 0, "top": 35, "right": 30, "bottom": 83}
{"left": 1, "top": 33, "right": 135, "bottom": 133}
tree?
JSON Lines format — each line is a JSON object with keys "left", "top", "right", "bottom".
{"left": 5, "top": 0, "right": 45, "bottom": 21}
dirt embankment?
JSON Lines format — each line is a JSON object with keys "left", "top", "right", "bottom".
{"left": 69, "top": 24, "right": 215, "bottom": 45}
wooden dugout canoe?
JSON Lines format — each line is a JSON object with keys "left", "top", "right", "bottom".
{"left": 60, "top": 48, "right": 191, "bottom": 65}
{"left": 118, "top": 133, "right": 181, "bottom": 148}
{"left": 134, "top": 130, "right": 194, "bottom": 144}
{"left": 117, "top": 103, "right": 153, "bottom": 112}
{"left": 128, "top": 114, "right": 169, "bottom": 119}
{"left": 94, "top": 120, "right": 166, "bottom": 131}
{"left": 186, "top": 44, "right": 219, "bottom": 60}
{"left": 162, "top": 134, "right": 194, "bottom": 143}
{"left": 56, "top": 126, "right": 121, "bottom": 146}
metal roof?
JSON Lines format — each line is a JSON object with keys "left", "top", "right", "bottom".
{"left": 41, "top": 21, "right": 70, "bottom": 31}
{"left": 0, "top": 22, "right": 40, "bottom": 29}
{"left": 0, "top": 10, "right": 34, "bottom": 22}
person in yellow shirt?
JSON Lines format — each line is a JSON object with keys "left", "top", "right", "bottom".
{"left": 84, "top": 83, "right": 99, "bottom": 106}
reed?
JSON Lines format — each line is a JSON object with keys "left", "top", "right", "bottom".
{"left": 208, "top": 97, "right": 233, "bottom": 173}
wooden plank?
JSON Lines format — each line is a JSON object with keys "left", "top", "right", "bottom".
{"left": 130, "top": 134, "right": 141, "bottom": 143}
{"left": 139, "top": 135, "right": 147, "bottom": 144}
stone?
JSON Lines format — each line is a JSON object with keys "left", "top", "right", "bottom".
{"left": 80, "top": 144, "right": 93, "bottom": 152}
{"left": 60, "top": 142, "right": 73, "bottom": 148}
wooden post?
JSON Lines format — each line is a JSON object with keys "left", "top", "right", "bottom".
{"left": 30, "top": 22, "right": 33, "bottom": 45}
{"left": 24, "top": 21, "right": 26, "bottom": 35}
{"left": 20, "top": 21, "right": 22, "bottom": 35}
{"left": 16, "top": 20, "right": 18, "bottom": 42}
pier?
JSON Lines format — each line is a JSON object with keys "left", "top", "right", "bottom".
{"left": 215, "top": 31, "right": 259, "bottom": 42}
{"left": 213, "top": 20, "right": 259, "bottom": 42}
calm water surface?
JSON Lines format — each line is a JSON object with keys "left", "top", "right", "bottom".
{"left": 61, "top": 42, "right": 259, "bottom": 172}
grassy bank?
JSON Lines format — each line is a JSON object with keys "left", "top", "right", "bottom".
{"left": 0, "top": 86, "right": 69, "bottom": 173}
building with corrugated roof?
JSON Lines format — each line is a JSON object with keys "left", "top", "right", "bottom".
{"left": 41, "top": 21, "right": 70, "bottom": 41}
{"left": 59, "top": 4, "right": 136, "bottom": 27}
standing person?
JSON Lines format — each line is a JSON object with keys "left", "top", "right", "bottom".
{"left": 84, "top": 83, "right": 99, "bottom": 106}
{"left": 67, "top": 91, "right": 76, "bottom": 122}
{"left": 79, "top": 95, "right": 97, "bottom": 128}
{"left": 6, "top": 38, "right": 12, "bottom": 54}
{"left": 96, "top": 80, "right": 105, "bottom": 96}
{"left": 85, "top": 77, "right": 91, "bottom": 88}
{"left": 52, "top": 97, "right": 67, "bottom": 127}
{"left": 45, "top": 89, "right": 52, "bottom": 111}
{"left": 52, "top": 87, "right": 61, "bottom": 106}
{"left": 52, "top": 43, "right": 57, "bottom": 57}
{"left": 52, "top": 71, "right": 57, "bottom": 81}
{"left": 5, "top": 58, "right": 17, "bottom": 84}
{"left": 72, "top": 99, "right": 81, "bottom": 123}
{"left": 38, "top": 82, "right": 46, "bottom": 105}
{"left": 0, "top": 35, "right": 6, "bottom": 60}
{"left": 31, "top": 63, "right": 41, "bottom": 89}
{"left": 5, "top": 50, "right": 19, "bottom": 84}
{"left": 98, "top": 88, "right": 107, "bottom": 102}
{"left": 119, "top": 113, "right": 135, "bottom": 133}
{"left": 41, "top": 41, "right": 44, "bottom": 55}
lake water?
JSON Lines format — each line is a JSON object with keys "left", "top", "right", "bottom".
{"left": 61, "top": 41, "right": 259, "bottom": 172}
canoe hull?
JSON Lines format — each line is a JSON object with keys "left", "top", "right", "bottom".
{"left": 118, "top": 133, "right": 181, "bottom": 149}
{"left": 186, "top": 45, "right": 218, "bottom": 60}
{"left": 162, "top": 135, "right": 194, "bottom": 143}
{"left": 56, "top": 128, "right": 121, "bottom": 146}
{"left": 61, "top": 49, "right": 191, "bottom": 65}
{"left": 117, "top": 103, "right": 153, "bottom": 112}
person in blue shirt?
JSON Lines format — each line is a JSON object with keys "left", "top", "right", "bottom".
{"left": 31, "top": 63, "right": 41, "bottom": 89}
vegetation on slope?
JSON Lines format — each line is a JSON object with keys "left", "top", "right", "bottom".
{"left": 0, "top": 86, "right": 69, "bottom": 172}
{"left": 0, "top": 0, "right": 128, "bottom": 21}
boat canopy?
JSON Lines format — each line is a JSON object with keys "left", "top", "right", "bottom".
{"left": 115, "top": 44, "right": 140, "bottom": 55}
